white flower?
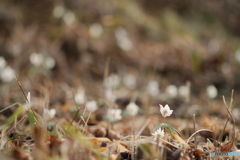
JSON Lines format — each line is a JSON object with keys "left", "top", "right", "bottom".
{"left": 89, "top": 23, "right": 103, "bottom": 38}
{"left": 30, "top": 53, "right": 43, "bottom": 67}
{"left": 74, "top": 88, "right": 85, "bottom": 105}
{"left": 53, "top": 6, "right": 65, "bottom": 19}
{"left": 206, "top": 85, "right": 218, "bottom": 99}
{"left": 63, "top": 11, "right": 75, "bottom": 26}
{"left": 43, "top": 108, "right": 56, "bottom": 121}
{"left": 123, "top": 74, "right": 136, "bottom": 89}
{"left": 166, "top": 85, "right": 178, "bottom": 98}
{"left": 105, "top": 89, "right": 116, "bottom": 102}
{"left": 85, "top": 100, "right": 98, "bottom": 112}
{"left": 115, "top": 27, "right": 132, "bottom": 51}
{"left": 44, "top": 57, "right": 56, "bottom": 69}
{"left": 147, "top": 80, "right": 159, "bottom": 97}
{"left": 159, "top": 104, "right": 173, "bottom": 117}
{"left": 0, "top": 57, "right": 6, "bottom": 69}
{"left": 107, "top": 109, "right": 122, "bottom": 122}
{"left": 0, "top": 66, "right": 15, "bottom": 82}
{"left": 178, "top": 85, "right": 188, "bottom": 97}
{"left": 27, "top": 92, "right": 31, "bottom": 103}
{"left": 152, "top": 128, "right": 164, "bottom": 141}
{"left": 104, "top": 74, "right": 120, "bottom": 89}
{"left": 126, "top": 102, "right": 139, "bottom": 116}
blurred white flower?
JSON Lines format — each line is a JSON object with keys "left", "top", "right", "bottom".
{"left": 104, "top": 74, "right": 120, "bottom": 89}
{"left": 74, "top": 88, "right": 85, "bottom": 105}
{"left": 0, "top": 66, "right": 15, "bottom": 82}
{"left": 166, "top": 85, "right": 178, "bottom": 98}
{"left": 107, "top": 109, "right": 122, "bottom": 122}
{"left": 43, "top": 108, "right": 56, "bottom": 121}
{"left": 27, "top": 92, "right": 31, "bottom": 103}
{"left": 44, "top": 57, "right": 56, "bottom": 69}
{"left": 126, "top": 102, "right": 139, "bottom": 116}
{"left": 115, "top": 27, "right": 132, "bottom": 51}
{"left": 206, "top": 85, "right": 218, "bottom": 99}
{"left": 30, "top": 53, "right": 43, "bottom": 67}
{"left": 152, "top": 128, "right": 164, "bottom": 141}
{"left": 89, "top": 23, "right": 103, "bottom": 38}
{"left": 53, "top": 6, "right": 65, "bottom": 18}
{"left": 147, "top": 80, "right": 159, "bottom": 97}
{"left": 123, "top": 74, "right": 136, "bottom": 89}
{"left": 159, "top": 104, "right": 173, "bottom": 117}
{"left": 105, "top": 89, "right": 116, "bottom": 102}
{"left": 63, "top": 11, "right": 75, "bottom": 26}
{"left": 0, "top": 57, "right": 6, "bottom": 69}
{"left": 85, "top": 100, "right": 98, "bottom": 112}
{"left": 178, "top": 85, "right": 188, "bottom": 98}
{"left": 49, "top": 109, "right": 56, "bottom": 118}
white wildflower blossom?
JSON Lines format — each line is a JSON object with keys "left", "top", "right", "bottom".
{"left": 105, "top": 89, "right": 116, "bottom": 102}
{"left": 178, "top": 85, "right": 189, "bottom": 98}
{"left": 44, "top": 57, "right": 56, "bottom": 69}
{"left": 74, "top": 88, "right": 85, "bottom": 105}
{"left": 0, "top": 66, "right": 15, "bottom": 82}
{"left": 30, "top": 53, "right": 43, "bottom": 67}
{"left": 0, "top": 57, "right": 6, "bottom": 69}
{"left": 107, "top": 109, "right": 122, "bottom": 122}
{"left": 85, "top": 100, "right": 98, "bottom": 112}
{"left": 53, "top": 6, "right": 65, "bottom": 19}
{"left": 89, "top": 23, "right": 103, "bottom": 38}
{"left": 147, "top": 80, "right": 159, "bottom": 97}
{"left": 206, "top": 85, "right": 218, "bottom": 99}
{"left": 123, "top": 74, "right": 136, "bottom": 89}
{"left": 166, "top": 85, "right": 178, "bottom": 98}
{"left": 159, "top": 104, "right": 173, "bottom": 117}
{"left": 104, "top": 74, "right": 120, "bottom": 89}
{"left": 43, "top": 108, "right": 56, "bottom": 121}
{"left": 63, "top": 11, "right": 75, "bottom": 26}
{"left": 115, "top": 27, "right": 132, "bottom": 51}
{"left": 152, "top": 128, "right": 164, "bottom": 141}
{"left": 126, "top": 102, "right": 139, "bottom": 116}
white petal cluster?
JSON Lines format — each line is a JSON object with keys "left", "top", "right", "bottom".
{"left": 89, "top": 23, "right": 103, "bottom": 38}
{"left": 126, "top": 102, "right": 139, "bottom": 116}
{"left": 85, "top": 100, "right": 98, "bottom": 112}
{"left": 107, "top": 109, "right": 122, "bottom": 122}
{"left": 123, "top": 74, "right": 136, "bottom": 89}
{"left": 152, "top": 128, "right": 164, "bottom": 141}
{"left": 74, "top": 88, "right": 86, "bottom": 105}
{"left": 166, "top": 85, "right": 178, "bottom": 98}
{"left": 159, "top": 104, "right": 173, "bottom": 117}
{"left": 30, "top": 53, "right": 56, "bottom": 69}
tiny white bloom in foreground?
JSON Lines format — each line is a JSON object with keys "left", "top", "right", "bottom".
{"left": 107, "top": 109, "right": 122, "bottom": 122}
{"left": 0, "top": 57, "right": 6, "bottom": 69}
{"left": 30, "top": 53, "right": 43, "bottom": 67}
{"left": 166, "top": 85, "right": 178, "bottom": 98}
{"left": 85, "top": 100, "right": 98, "bottom": 112}
{"left": 159, "top": 104, "right": 173, "bottom": 117}
{"left": 126, "top": 102, "right": 139, "bottom": 116}
{"left": 152, "top": 128, "right": 164, "bottom": 141}
{"left": 74, "top": 88, "right": 85, "bottom": 105}
{"left": 0, "top": 66, "right": 15, "bottom": 82}
{"left": 89, "top": 23, "right": 103, "bottom": 38}
{"left": 147, "top": 80, "right": 159, "bottom": 97}
{"left": 27, "top": 92, "right": 31, "bottom": 103}
{"left": 206, "top": 85, "right": 218, "bottom": 99}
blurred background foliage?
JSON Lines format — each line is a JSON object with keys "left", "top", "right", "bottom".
{"left": 1, "top": 0, "right": 240, "bottom": 118}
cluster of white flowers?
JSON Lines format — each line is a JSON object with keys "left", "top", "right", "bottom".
{"left": 206, "top": 85, "right": 218, "bottom": 99}
{"left": 85, "top": 100, "right": 98, "bottom": 112}
{"left": 29, "top": 53, "right": 56, "bottom": 69}
{"left": 115, "top": 27, "right": 132, "bottom": 51}
{"left": 0, "top": 57, "right": 15, "bottom": 83}
{"left": 74, "top": 88, "right": 86, "bottom": 105}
